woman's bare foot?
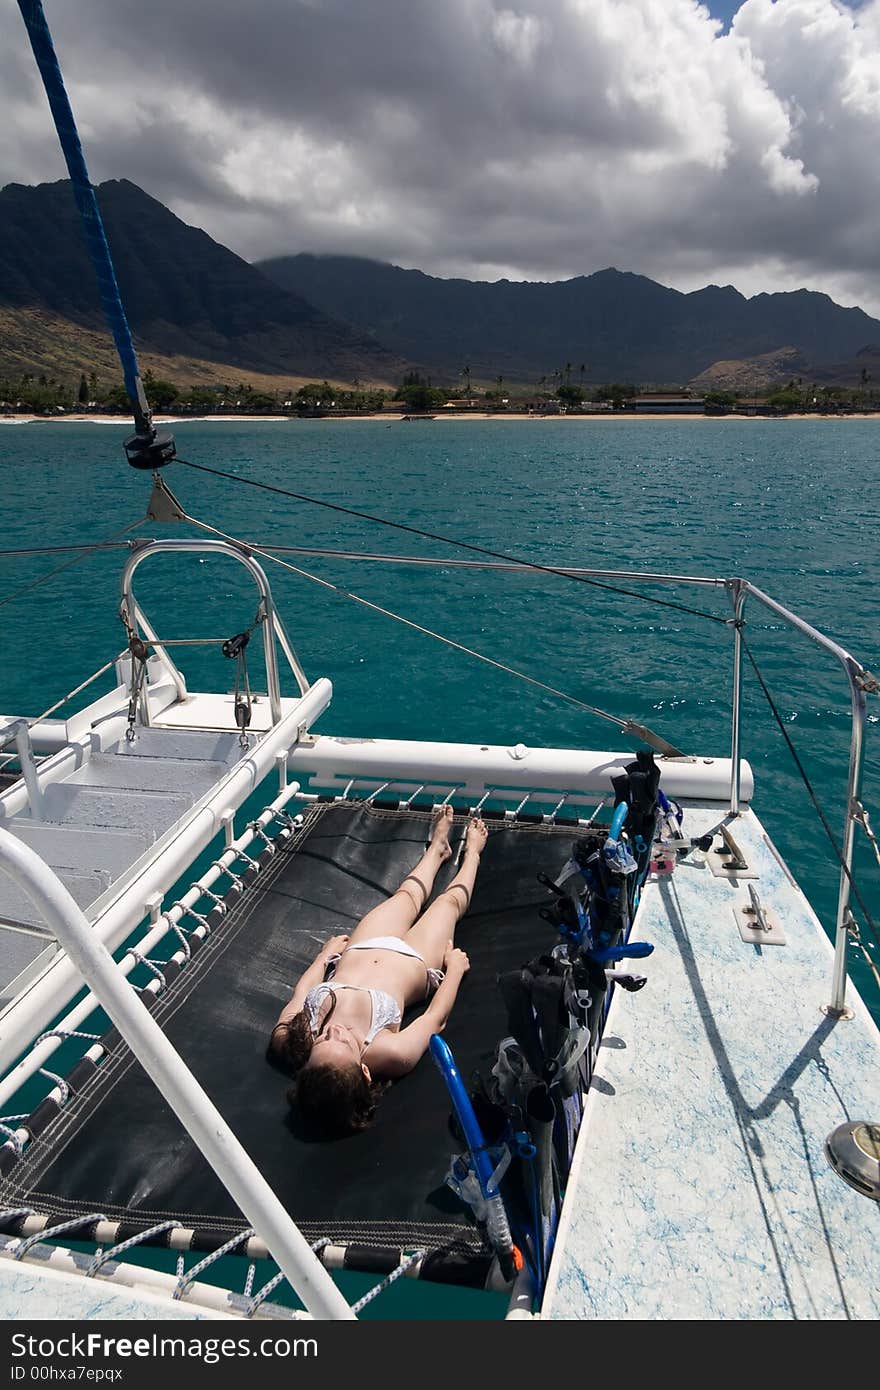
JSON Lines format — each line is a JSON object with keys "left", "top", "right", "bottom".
{"left": 465, "top": 816, "right": 488, "bottom": 856}
{"left": 429, "top": 804, "right": 454, "bottom": 862}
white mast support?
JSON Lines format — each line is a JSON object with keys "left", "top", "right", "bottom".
{"left": 0, "top": 828, "right": 355, "bottom": 1321}
{"left": 0, "top": 680, "right": 332, "bottom": 1075}
{"left": 121, "top": 538, "right": 310, "bottom": 721}
{"left": 129, "top": 596, "right": 187, "bottom": 707}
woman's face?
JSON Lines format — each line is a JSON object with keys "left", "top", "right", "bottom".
{"left": 310, "top": 1023, "right": 370, "bottom": 1080}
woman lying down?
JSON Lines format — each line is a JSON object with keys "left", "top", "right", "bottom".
{"left": 268, "top": 808, "right": 488, "bottom": 1137}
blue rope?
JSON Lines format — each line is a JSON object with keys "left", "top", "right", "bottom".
{"left": 16, "top": 0, "right": 149, "bottom": 431}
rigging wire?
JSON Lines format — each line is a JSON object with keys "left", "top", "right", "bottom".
{"left": 182, "top": 512, "right": 657, "bottom": 738}
{"left": 0, "top": 544, "right": 130, "bottom": 557}
{"left": 0, "top": 658, "right": 119, "bottom": 761}
{"left": 0, "top": 519, "right": 143, "bottom": 612}
{"left": 740, "top": 631, "right": 879, "bottom": 951}
{"left": 175, "top": 458, "right": 729, "bottom": 627}
{"left": 0, "top": 541, "right": 719, "bottom": 587}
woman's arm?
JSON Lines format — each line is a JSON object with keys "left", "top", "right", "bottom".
{"left": 273, "top": 934, "right": 349, "bottom": 1029}
{"left": 365, "top": 945, "right": 469, "bottom": 1078}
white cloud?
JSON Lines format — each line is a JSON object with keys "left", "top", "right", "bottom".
{"left": 2, "top": 0, "right": 880, "bottom": 315}
{"left": 491, "top": 10, "right": 547, "bottom": 65}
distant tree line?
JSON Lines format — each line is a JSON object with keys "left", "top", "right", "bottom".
{"left": 0, "top": 370, "right": 388, "bottom": 417}
{"left": 1, "top": 365, "right": 877, "bottom": 417}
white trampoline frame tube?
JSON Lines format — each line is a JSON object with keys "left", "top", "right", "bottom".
{"left": 0, "top": 679, "right": 331, "bottom": 1077}
{"left": 0, "top": 828, "right": 354, "bottom": 1321}
{"left": 0, "top": 1236, "right": 299, "bottom": 1321}
{"left": 287, "top": 735, "right": 755, "bottom": 803}
{"left": 0, "top": 781, "right": 301, "bottom": 1112}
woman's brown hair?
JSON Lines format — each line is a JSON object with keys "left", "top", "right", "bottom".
{"left": 269, "top": 998, "right": 389, "bottom": 1136}
{"left": 267, "top": 1010, "right": 313, "bottom": 1075}
{"left": 291, "top": 1062, "right": 387, "bottom": 1137}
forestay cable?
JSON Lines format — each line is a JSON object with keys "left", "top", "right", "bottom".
{"left": 176, "top": 459, "right": 728, "bottom": 627}
{"left": 183, "top": 511, "right": 683, "bottom": 755}
{"left": 15, "top": 0, "right": 174, "bottom": 470}
{"left": 0, "top": 519, "right": 143, "bottom": 612}
{"left": 16, "top": 2, "right": 145, "bottom": 426}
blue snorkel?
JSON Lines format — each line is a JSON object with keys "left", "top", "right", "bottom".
{"left": 430, "top": 1035, "right": 521, "bottom": 1283}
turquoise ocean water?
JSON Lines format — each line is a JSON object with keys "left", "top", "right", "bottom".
{"left": 0, "top": 417, "right": 878, "bottom": 1314}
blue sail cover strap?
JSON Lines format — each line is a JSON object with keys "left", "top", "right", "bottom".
{"left": 16, "top": 0, "right": 149, "bottom": 430}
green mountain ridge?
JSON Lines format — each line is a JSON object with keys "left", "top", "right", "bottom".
{"left": 258, "top": 253, "right": 880, "bottom": 385}
{"left": 0, "top": 180, "right": 402, "bottom": 384}
{"left": 2, "top": 178, "right": 877, "bottom": 392}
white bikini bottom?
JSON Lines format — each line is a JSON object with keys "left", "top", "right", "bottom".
{"left": 342, "top": 936, "right": 445, "bottom": 993}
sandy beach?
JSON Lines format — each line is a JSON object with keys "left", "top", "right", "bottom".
{"left": 2, "top": 411, "right": 879, "bottom": 425}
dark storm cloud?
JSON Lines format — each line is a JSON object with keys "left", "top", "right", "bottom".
{"left": 3, "top": 0, "right": 880, "bottom": 313}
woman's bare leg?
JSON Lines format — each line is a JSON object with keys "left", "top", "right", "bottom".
{"left": 406, "top": 818, "right": 488, "bottom": 968}
{"left": 347, "top": 807, "right": 454, "bottom": 943}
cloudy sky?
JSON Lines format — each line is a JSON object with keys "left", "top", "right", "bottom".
{"left": 3, "top": 1, "right": 880, "bottom": 314}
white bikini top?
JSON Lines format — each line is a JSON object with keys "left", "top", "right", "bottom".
{"left": 304, "top": 982, "right": 401, "bottom": 1046}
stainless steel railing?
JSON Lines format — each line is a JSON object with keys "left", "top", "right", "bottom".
{"left": 120, "top": 537, "right": 310, "bottom": 725}
{"left": 34, "top": 537, "right": 880, "bottom": 1018}
{"left": 726, "top": 579, "right": 872, "bottom": 1015}
{"left": 268, "top": 550, "right": 874, "bottom": 1016}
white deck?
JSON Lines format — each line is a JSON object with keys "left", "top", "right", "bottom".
{"left": 543, "top": 805, "right": 880, "bottom": 1320}
{"left": 152, "top": 691, "right": 302, "bottom": 732}
{"left": 0, "top": 1260, "right": 213, "bottom": 1321}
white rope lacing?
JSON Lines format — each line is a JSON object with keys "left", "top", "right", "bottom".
{"left": 86, "top": 1221, "right": 184, "bottom": 1277}
{"left": 0, "top": 1117, "right": 29, "bottom": 1153}
{"left": 127, "top": 949, "right": 166, "bottom": 990}
{"left": 350, "top": 1248, "right": 427, "bottom": 1315}
{"left": 36, "top": 1068, "right": 69, "bottom": 1104}
{"left": 194, "top": 884, "right": 228, "bottom": 916}
{"left": 245, "top": 1239, "right": 330, "bottom": 1317}
{"left": 12, "top": 1213, "right": 106, "bottom": 1260}
{"left": 248, "top": 822, "right": 276, "bottom": 854}
{"left": 163, "top": 914, "right": 192, "bottom": 959}
{"left": 234, "top": 846, "right": 260, "bottom": 873}
{"left": 34, "top": 1028, "right": 102, "bottom": 1046}
{"left": 0, "top": 1207, "right": 34, "bottom": 1226}
{"left": 172, "top": 1228, "right": 255, "bottom": 1299}
{"left": 179, "top": 900, "right": 214, "bottom": 929}
{"left": 209, "top": 861, "right": 245, "bottom": 893}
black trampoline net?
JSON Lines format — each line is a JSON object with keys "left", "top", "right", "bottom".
{"left": 0, "top": 803, "right": 576, "bottom": 1271}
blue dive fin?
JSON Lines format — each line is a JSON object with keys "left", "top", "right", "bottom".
{"left": 587, "top": 939, "right": 654, "bottom": 964}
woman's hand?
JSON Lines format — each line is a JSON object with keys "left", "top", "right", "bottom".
{"left": 318, "top": 934, "right": 349, "bottom": 960}
{"left": 443, "top": 943, "right": 470, "bottom": 977}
